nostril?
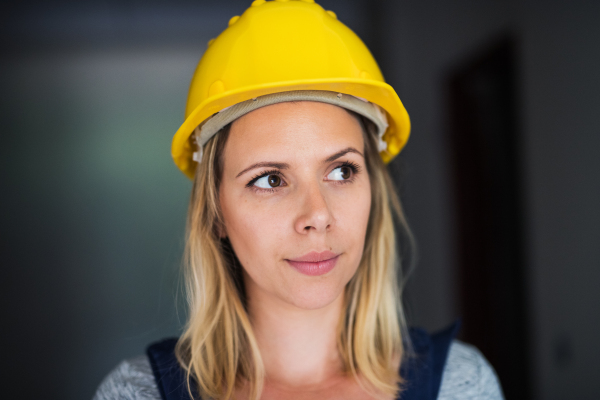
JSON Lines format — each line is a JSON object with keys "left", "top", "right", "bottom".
{"left": 302, "top": 223, "right": 331, "bottom": 232}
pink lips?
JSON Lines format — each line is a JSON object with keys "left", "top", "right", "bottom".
{"left": 286, "top": 251, "right": 340, "bottom": 276}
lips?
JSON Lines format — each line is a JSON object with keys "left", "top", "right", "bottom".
{"left": 285, "top": 251, "right": 340, "bottom": 276}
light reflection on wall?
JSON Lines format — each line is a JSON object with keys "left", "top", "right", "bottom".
{"left": 2, "top": 47, "right": 206, "bottom": 399}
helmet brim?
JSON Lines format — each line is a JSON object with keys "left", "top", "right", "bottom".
{"left": 172, "top": 77, "right": 410, "bottom": 180}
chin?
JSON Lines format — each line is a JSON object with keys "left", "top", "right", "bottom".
{"left": 280, "top": 274, "right": 351, "bottom": 310}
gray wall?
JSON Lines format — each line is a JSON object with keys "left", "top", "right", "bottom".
{"left": 1, "top": 45, "right": 196, "bottom": 399}
{"left": 1, "top": 3, "right": 235, "bottom": 399}
{"left": 1, "top": 1, "right": 599, "bottom": 399}
{"left": 516, "top": 1, "right": 600, "bottom": 398}
{"left": 376, "top": 0, "right": 512, "bottom": 333}
{"left": 377, "top": 0, "right": 600, "bottom": 398}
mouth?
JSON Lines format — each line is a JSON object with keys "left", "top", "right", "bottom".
{"left": 285, "top": 251, "right": 340, "bottom": 276}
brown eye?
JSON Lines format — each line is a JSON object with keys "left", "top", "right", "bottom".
{"left": 340, "top": 166, "right": 351, "bottom": 179}
{"left": 268, "top": 175, "right": 281, "bottom": 187}
{"left": 252, "top": 173, "right": 284, "bottom": 189}
{"left": 327, "top": 165, "right": 355, "bottom": 181}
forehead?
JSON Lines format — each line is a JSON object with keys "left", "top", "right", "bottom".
{"left": 224, "top": 101, "right": 365, "bottom": 168}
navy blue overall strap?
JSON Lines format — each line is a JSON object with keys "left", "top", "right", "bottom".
{"left": 147, "top": 321, "right": 460, "bottom": 400}
{"left": 146, "top": 338, "right": 196, "bottom": 400}
{"left": 398, "top": 321, "right": 461, "bottom": 400}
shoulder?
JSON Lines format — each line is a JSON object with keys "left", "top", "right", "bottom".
{"left": 437, "top": 340, "right": 504, "bottom": 400}
{"left": 93, "top": 355, "right": 161, "bottom": 400}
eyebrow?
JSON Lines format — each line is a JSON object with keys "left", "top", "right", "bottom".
{"left": 325, "top": 147, "right": 364, "bottom": 162}
{"left": 235, "top": 147, "right": 364, "bottom": 178}
{"left": 236, "top": 162, "right": 290, "bottom": 178}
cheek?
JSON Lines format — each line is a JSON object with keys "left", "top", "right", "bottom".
{"left": 220, "top": 190, "right": 289, "bottom": 274}
{"left": 331, "top": 183, "right": 372, "bottom": 255}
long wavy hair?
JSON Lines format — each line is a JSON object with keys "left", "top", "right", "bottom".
{"left": 175, "top": 109, "right": 414, "bottom": 400}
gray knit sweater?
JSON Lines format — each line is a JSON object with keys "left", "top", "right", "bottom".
{"left": 93, "top": 340, "right": 503, "bottom": 400}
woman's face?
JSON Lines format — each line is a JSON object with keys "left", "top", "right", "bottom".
{"left": 219, "top": 101, "right": 371, "bottom": 310}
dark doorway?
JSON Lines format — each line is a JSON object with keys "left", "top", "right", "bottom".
{"left": 446, "top": 36, "right": 530, "bottom": 399}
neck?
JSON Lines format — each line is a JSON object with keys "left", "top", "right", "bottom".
{"left": 246, "top": 285, "right": 346, "bottom": 388}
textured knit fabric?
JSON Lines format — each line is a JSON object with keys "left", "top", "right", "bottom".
{"left": 92, "top": 340, "right": 503, "bottom": 400}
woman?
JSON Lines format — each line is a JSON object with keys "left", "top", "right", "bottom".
{"left": 94, "top": 1, "right": 503, "bottom": 399}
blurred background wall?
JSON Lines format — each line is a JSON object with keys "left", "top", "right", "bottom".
{"left": 1, "top": 0, "right": 599, "bottom": 399}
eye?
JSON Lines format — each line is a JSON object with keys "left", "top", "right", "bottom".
{"left": 254, "top": 174, "right": 283, "bottom": 188}
{"left": 327, "top": 165, "right": 353, "bottom": 181}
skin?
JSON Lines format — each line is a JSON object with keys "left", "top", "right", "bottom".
{"left": 219, "top": 101, "right": 385, "bottom": 399}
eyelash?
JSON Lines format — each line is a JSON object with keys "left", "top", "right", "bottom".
{"left": 245, "top": 161, "right": 361, "bottom": 192}
{"left": 331, "top": 161, "right": 361, "bottom": 185}
{"left": 246, "top": 169, "right": 283, "bottom": 191}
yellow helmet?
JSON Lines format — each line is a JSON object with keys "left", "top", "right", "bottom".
{"left": 172, "top": 0, "right": 410, "bottom": 179}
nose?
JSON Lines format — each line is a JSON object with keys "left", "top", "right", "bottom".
{"left": 294, "top": 183, "right": 334, "bottom": 234}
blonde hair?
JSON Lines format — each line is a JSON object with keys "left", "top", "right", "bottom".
{"left": 175, "top": 111, "right": 413, "bottom": 400}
